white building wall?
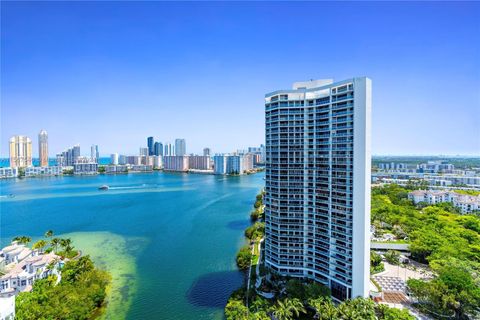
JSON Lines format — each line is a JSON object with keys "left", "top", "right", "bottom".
{"left": 351, "top": 77, "right": 371, "bottom": 298}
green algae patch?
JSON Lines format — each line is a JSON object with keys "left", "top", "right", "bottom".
{"left": 61, "top": 231, "right": 147, "bottom": 320}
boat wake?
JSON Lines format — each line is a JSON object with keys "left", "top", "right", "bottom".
{"left": 108, "top": 184, "right": 158, "bottom": 190}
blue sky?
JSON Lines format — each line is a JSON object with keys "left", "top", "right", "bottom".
{"left": 1, "top": 1, "right": 479, "bottom": 156}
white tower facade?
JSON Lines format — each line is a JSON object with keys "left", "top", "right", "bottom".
{"left": 264, "top": 77, "right": 371, "bottom": 300}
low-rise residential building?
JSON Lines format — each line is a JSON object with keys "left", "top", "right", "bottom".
{"left": 130, "top": 165, "right": 153, "bottom": 172}
{"left": 417, "top": 161, "right": 454, "bottom": 174}
{"left": 0, "top": 252, "right": 61, "bottom": 296}
{"left": 105, "top": 165, "right": 128, "bottom": 174}
{"left": 408, "top": 190, "right": 480, "bottom": 213}
{"left": 73, "top": 157, "right": 98, "bottom": 175}
{"left": 424, "top": 174, "right": 480, "bottom": 187}
{"left": 164, "top": 156, "right": 189, "bottom": 172}
{"left": 24, "top": 166, "right": 64, "bottom": 177}
{"left": 378, "top": 162, "right": 407, "bottom": 171}
{"left": 0, "top": 243, "right": 32, "bottom": 265}
{"left": 0, "top": 168, "right": 18, "bottom": 179}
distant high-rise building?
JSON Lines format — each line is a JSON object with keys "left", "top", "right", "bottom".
{"left": 91, "top": 145, "right": 99, "bottom": 162}
{"left": 147, "top": 137, "right": 154, "bottom": 156}
{"left": 260, "top": 144, "right": 266, "bottom": 163}
{"left": 226, "top": 155, "right": 244, "bottom": 174}
{"left": 154, "top": 142, "right": 163, "bottom": 156}
{"left": 9, "top": 135, "right": 32, "bottom": 168}
{"left": 118, "top": 154, "right": 127, "bottom": 165}
{"left": 175, "top": 139, "right": 186, "bottom": 156}
{"left": 56, "top": 144, "right": 80, "bottom": 167}
{"left": 203, "top": 148, "right": 211, "bottom": 156}
{"left": 164, "top": 143, "right": 174, "bottom": 156}
{"left": 153, "top": 155, "right": 163, "bottom": 169}
{"left": 139, "top": 147, "right": 148, "bottom": 157}
{"left": 110, "top": 153, "right": 119, "bottom": 165}
{"left": 264, "top": 78, "right": 372, "bottom": 300}
{"left": 164, "top": 156, "right": 189, "bottom": 172}
{"left": 214, "top": 155, "right": 227, "bottom": 174}
{"left": 38, "top": 130, "right": 49, "bottom": 167}
{"left": 188, "top": 155, "right": 211, "bottom": 170}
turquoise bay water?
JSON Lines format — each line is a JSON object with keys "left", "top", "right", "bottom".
{"left": 0, "top": 172, "right": 264, "bottom": 319}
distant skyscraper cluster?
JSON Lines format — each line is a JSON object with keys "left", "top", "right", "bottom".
{"left": 56, "top": 145, "right": 81, "bottom": 166}
{"left": 4, "top": 130, "right": 264, "bottom": 177}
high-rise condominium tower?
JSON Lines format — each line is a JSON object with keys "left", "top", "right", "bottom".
{"left": 91, "top": 145, "right": 99, "bottom": 161}
{"left": 264, "top": 78, "right": 371, "bottom": 300}
{"left": 175, "top": 139, "right": 186, "bottom": 156}
{"left": 154, "top": 142, "right": 163, "bottom": 156}
{"left": 164, "top": 143, "right": 174, "bottom": 156}
{"left": 38, "top": 130, "right": 48, "bottom": 167}
{"left": 9, "top": 135, "right": 33, "bottom": 168}
{"left": 147, "top": 137, "right": 154, "bottom": 156}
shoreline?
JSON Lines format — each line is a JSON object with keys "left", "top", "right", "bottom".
{"left": 0, "top": 167, "right": 265, "bottom": 180}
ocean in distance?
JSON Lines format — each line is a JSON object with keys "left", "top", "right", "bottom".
{"left": 0, "top": 171, "right": 265, "bottom": 319}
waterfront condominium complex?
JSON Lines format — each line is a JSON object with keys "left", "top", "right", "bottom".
{"left": 175, "top": 138, "right": 186, "bottom": 156}
{"left": 164, "top": 155, "right": 189, "bottom": 172}
{"left": 188, "top": 155, "right": 211, "bottom": 170}
{"left": 9, "top": 135, "right": 33, "bottom": 168}
{"left": 264, "top": 78, "right": 371, "bottom": 300}
{"left": 38, "top": 130, "right": 49, "bottom": 167}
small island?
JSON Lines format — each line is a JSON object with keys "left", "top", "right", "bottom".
{"left": 0, "top": 231, "right": 110, "bottom": 320}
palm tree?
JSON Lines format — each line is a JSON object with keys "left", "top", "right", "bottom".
{"left": 19, "top": 236, "right": 31, "bottom": 245}
{"left": 308, "top": 297, "right": 338, "bottom": 320}
{"left": 337, "top": 302, "right": 359, "bottom": 320}
{"left": 44, "top": 230, "right": 54, "bottom": 238}
{"left": 51, "top": 238, "right": 61, "bottom": 253}
{"left": 32, "top": 240, "right": 48, "bottom": 253}
{"left": 336, "top": 298, "right": 376, "bottom": 320}
{"left": 271, "top": 298, "right": 306, "bottom": 320}
{"left": 348, "top": 298, "right": 376, "bottom": 320}
{"left": 251, "top": 296, "right": 270, "bottom": 313}
{"left": 250, "top": 311, "right": 270, "bottom": 320}
{"left": 60, "top": 238, "right": 73, "bottom": 253}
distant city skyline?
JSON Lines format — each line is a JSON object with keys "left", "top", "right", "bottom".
{"left": 1, "top": 2, "right": 479, "bottom": 157}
